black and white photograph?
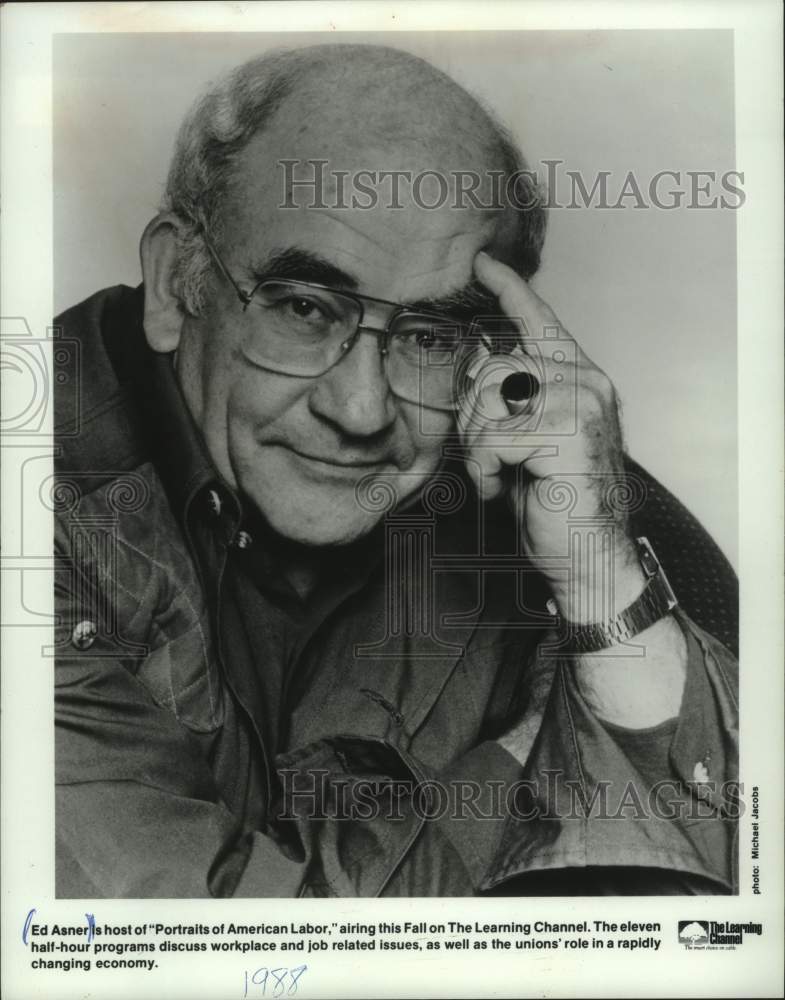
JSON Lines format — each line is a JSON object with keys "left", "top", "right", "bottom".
{"left": 51, "top": 26, "right": 741, "bottom": 899}
{"left": 2, "top": 2, "right": 782, "bottom": 998}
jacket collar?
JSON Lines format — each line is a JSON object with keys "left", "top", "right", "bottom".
{"left": 142, "top": 347, "right": 232, "bottom": 531}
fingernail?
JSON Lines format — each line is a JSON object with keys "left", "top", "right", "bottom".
{"left": 504, "top": 398, "right": 532, "bottom": 416}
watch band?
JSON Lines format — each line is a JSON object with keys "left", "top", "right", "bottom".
{"left": 552, "top": 536, "right": 679, "bottom": 655}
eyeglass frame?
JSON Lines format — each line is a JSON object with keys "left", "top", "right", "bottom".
{"left": 200, "top": 232, "right": 496, "bottom": 377}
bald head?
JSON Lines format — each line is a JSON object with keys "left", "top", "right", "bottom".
{"left": 163, "top": 43, "right": 545, "bottom": 313}
{"left": 257, "top": 45, "right": 507, "bottom": 163}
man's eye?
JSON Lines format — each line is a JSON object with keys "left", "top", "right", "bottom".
{"left": 411, "top": 327, "right": 458, "bottom": 349}
{"left": 282, "top": 297, "right": 331, "bottom": 322}
{"left": 414, "top": 329, "right": 436, "bottom": 347}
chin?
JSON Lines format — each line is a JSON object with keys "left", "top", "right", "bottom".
{"left": 260, "top": 498, "right": 381, "bottom": 548}
{"left": 240, "top": 469, "right": 383, "bottom": 547}
{"left": 232, "top": 442, "right": 416, "bottom": 548}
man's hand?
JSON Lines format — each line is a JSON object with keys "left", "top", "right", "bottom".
{"left": 462, "top": 251, "right": 642, "bottom": 617}
{"left": 462, "top": 251, "right": 686, "bottom": 738}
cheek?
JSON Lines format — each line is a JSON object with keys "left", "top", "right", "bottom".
{"left": 195, "top": 308, "right": 301, "bottom": 426}
{"left": 182, "top": 313, "right": 240, "bottom": 416}
{"left": 190, "top": 319, "right": 306, "bottom": 468}
{"left": 226, "top": 361, "right": 313, "bottom": 434}
{"left": 394, "top": 405, "right": 456, "bottom": 495}
{"left": 401, "top": 404, "right": 455, "bottom": 460}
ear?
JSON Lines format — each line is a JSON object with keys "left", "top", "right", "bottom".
{"left": 139, "top": 212, "right": 188, "bottom": 353}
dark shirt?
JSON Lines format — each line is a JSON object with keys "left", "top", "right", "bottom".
{"left": 226, "top": 521, "right": 386, "bottom": 764}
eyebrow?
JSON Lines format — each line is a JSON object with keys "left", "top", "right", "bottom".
{"left": 247, "top": 246, "right": 500, "bottom": 321}
{"left": 249, "top": 248, "right": 359, "bottom": 290}
{"left": 408, "top": 283, "right": 499, "bottom": 321}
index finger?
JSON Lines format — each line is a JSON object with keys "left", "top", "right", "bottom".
{"left": 473, "top": 251, "right": 576, "bottom": 347}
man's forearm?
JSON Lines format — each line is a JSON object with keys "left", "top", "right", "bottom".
{"left": 569, "top": 611, "right": 687, "bottom": 728}
{"left": 496, "top": 616, "right": 688, "bottom": 762}
{"left": 545, "top": 529, "right": 687, "bottom": 730}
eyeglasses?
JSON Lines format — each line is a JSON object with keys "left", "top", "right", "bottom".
{"left": 203, "top": 235, "right": 494, "bottom": 412}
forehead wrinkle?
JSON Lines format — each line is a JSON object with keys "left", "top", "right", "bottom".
{"left": 299, "top": 204, "right": 490, "bottom": 244}
{"left": 297, "top": 208, "right": 501, "bottom": 270}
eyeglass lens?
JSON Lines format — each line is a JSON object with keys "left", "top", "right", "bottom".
{"left": 238, "top": 280, "right": 477, "bottom": 410}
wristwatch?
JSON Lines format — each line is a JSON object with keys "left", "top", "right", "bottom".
{"left": 549, "top": 536, "right": 679, "bottom": 655}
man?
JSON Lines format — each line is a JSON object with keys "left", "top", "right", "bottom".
{"left": 54, "top": 43, "right": 739, "bottom": 897}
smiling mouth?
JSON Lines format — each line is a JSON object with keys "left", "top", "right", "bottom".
{"left": 282, "top": 445, "right": 391, "bottom": 471}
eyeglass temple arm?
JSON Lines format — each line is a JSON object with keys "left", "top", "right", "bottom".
{"left": 201, "top": 234, "right": 253, "bottom": 307}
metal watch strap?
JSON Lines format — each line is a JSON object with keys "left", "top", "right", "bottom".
{"left": 554, "top": 536, "right": 679, "bottom": 655}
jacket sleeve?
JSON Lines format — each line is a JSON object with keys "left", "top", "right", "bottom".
{"left": 412, "top": 611, "right": 739, "bottom": 895}
{"left": 274, "top": 611, "right": 738, "bottom": 897}
{"left": 57, "top": 652, "right": 455, "bottom": 898}
{"left": 56, "top": 653, "right": 308, "bottom": 898}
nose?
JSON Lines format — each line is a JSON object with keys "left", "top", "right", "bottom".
{"left": 307, "top": 329, "right": 398, "bottom": 437}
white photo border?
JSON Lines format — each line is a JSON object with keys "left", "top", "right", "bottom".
{"left": 1, "top": 3, "right": 782, "bottom": 998}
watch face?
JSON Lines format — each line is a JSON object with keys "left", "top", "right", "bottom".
{"left": 636, "top": 537, "right": 661, "bottom": 578}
